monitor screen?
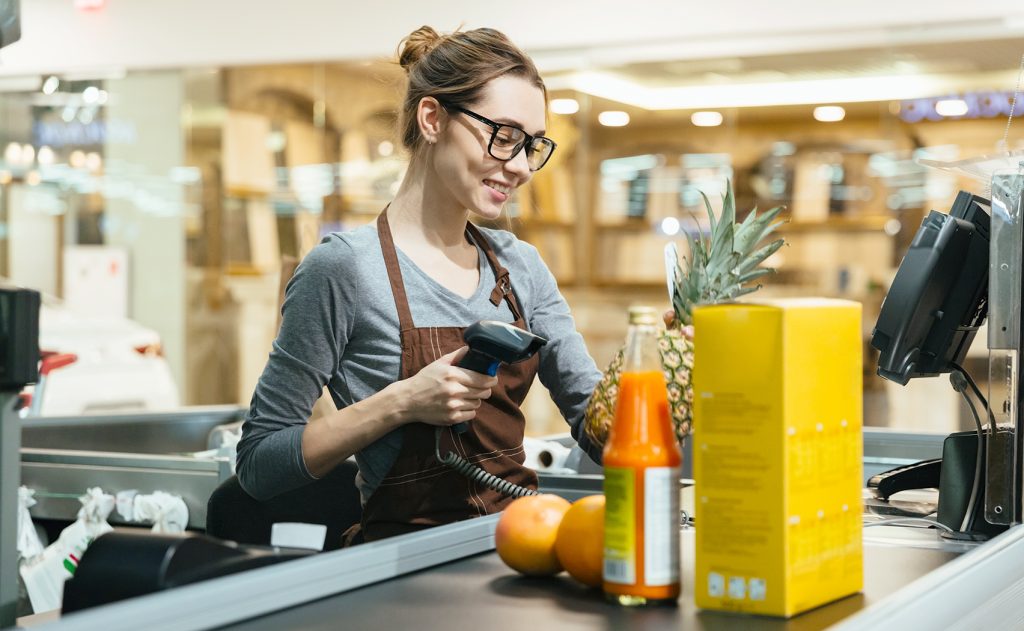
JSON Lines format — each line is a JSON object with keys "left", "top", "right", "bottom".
{"left": 871, "top": 191, "right": 991, "bottom": 385}
{"left": 0, "top": 0, "right": 20, "bottom": 51}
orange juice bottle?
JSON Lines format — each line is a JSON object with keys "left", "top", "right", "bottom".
{"left": 603, "top": 306, "right": 682, "bottom": 606}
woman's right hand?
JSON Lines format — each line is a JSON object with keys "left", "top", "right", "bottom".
{"left": 390, "top": 346, "right": 498, "bottom": 427}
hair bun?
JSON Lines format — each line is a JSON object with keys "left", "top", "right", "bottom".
{"left": 398, "top": 26, "right": 443, "bottom": 73}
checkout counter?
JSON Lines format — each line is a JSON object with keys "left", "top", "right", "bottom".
{"left": 8, "top": 426, "right": 1024, "bottom": 631}
{"left": 8, "top": 170, "right": 1024, "bottom": 629}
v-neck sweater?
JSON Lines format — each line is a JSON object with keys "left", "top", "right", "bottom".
{"left": 236, "top": 221, "right": 603, "bottom": 503}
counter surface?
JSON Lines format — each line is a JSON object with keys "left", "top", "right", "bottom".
{"left": 221, "top": 529, "right": 960, "bottom": 631}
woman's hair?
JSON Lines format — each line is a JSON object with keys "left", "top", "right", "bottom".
{"left": 396, "top": 26, "right": 546, "bottom": 152}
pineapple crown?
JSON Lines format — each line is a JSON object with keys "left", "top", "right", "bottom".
{"left": 669, "top": 179, "right": 785, "bottom": 327}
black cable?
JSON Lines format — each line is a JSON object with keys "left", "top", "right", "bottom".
{"left": 434, "top": 428, "right": 539, "bottom": 499}
{"left": 950, "top": 368, "right": 984, "bottom": 533}
{"left": 949, "top": 360, "right": 997, "bottom": 431}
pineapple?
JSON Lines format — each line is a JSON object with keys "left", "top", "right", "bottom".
{"left": 584, "top": 180, "right": 785, "bottom": 448}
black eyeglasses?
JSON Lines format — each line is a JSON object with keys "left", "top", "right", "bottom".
{"left": 441, "top": 102, "right": 557, "bottom": 172}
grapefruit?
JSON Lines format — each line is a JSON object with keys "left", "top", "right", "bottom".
{"left": 495, "top": 494, "right": 571, "bottom": 576}
{"left": 554, "top": 494, "right": 605, "bottom": 587}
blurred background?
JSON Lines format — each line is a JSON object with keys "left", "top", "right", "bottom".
{"left": 1, "top": 0, "right": 1022, "bottom": 435}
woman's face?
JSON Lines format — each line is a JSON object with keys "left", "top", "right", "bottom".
{"left": 432, "top": 75, "right": 546, "bottom": 221}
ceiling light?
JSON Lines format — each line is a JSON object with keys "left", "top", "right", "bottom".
{"left": 691, "top": 111, "right": 723, "bottom": 127}
{"left": 37, "top": 146, "right": 55, "bottom": 166}
{"left": 660, "top": 217, "right": 681, "bottom": 236}
{"left": 4, "top": 143, "right": 21, "bottom": 164}
{"left": 82, "top": 86, "right": 100, "bottom": 104}
{"left": 377, "top": 141, "right": 394, "bottom": 157}
{"left": 69, "top": 150, "right": 86, "bottom": 169}
{"left": 598, "top": 111, "right": 630, "bottom": 127}
{"left": 813, "top": 106, "right": 846, "bottom": 122}
{"left": 42, "top": 76, "right": 60, "bottom": 95}
{"left": 935, "top": 99, "right": 968, "bottom": 117}
{"left": 563, "top": 70, "right": 1016, "bottom": 110}
{"left": 550, "top": 98, "right": 579, "bottom": 115}
{"left": 25, "top": 171, "right": 42, "bottom": 186}
{"left": 20, "top": 144, "right": 35, "bottom": 164}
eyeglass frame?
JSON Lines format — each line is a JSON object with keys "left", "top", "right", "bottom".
{"left": 439, "top": 101, "right": 557, "bottom": 172}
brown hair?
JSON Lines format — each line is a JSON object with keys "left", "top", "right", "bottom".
{"left": 396, "top": 26, "right": 546, "bottom": 152}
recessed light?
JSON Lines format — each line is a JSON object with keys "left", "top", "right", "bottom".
{"left": 935, "top": 99, "right": 968, "bottom": 117}
{"left": 550, "top": 98, "right": 579, "bottom": 115}
{"left": 691, "top": 111, "right": 723, "bottom": 127}
{"left": 598, "top": 111, "right": 630, "bottom": 127}
{"left": 813, "top": 106, "right": 846, "bottom": 122}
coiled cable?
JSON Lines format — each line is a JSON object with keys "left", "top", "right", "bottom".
{"left": 435, "top": 428, "right": 539, "bottom": 499}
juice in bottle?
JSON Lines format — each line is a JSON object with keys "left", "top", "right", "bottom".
{"left": 603, "top": 306, "right": 682, "bottom": 606}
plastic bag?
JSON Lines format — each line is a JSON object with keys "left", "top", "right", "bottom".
{"left": 131, "top": 492, "right": 189, "bottom": 534}
{"left": 17, "top": 487, "right": 45, "bottom": 560}
{"left": 19, "top": 487, "right": 114, "bottom": 613}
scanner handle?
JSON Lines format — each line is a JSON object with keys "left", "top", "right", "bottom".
{"left": 451, "top": 349, "right": 499, "bottom": 434}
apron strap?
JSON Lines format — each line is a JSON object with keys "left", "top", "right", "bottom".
{"left": 465, "top": 223, "right": 524, "bottom": 323}
{"left": 378, "top": 209, "right": 525, "bottom": 327}
{"left": 376, "top": 210, "right": 416, "bottom": 332}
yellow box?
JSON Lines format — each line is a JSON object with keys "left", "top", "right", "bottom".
{"left": 693, "top": 298, "right": 863, "bottom": 618}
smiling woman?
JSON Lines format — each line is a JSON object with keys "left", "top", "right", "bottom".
{"left": 236, "top": 25, "right": 604, "bottom": 545}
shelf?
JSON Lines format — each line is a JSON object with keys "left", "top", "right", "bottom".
{"left": 594, "top": 215, "right": 894, "bottom": 234}
{"left": 777, "top": 215, "right": 892, "bottom": 233}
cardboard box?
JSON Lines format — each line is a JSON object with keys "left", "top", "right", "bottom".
{"left": 693, "top": 298, "right": 863, "bottom": 617}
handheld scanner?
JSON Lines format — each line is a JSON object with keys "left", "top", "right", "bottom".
{"left": 452, "top": 320, "right": 547, "bottom": 433}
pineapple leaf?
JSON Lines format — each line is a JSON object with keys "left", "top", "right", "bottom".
{"left": 733, "top": 205, "right": 784, "bottom": 256}
{"left": 731, "top": 285, "right": 761, "bottom": 299}
{"left": 701, "top": 191, "right": 718, "bottom": 238}
{"left": 736, "top": 267, "right": 773, "bottom": 285}
{"left": 738, "top": 238, "right": 785, "bottom": 274}
{"left": 670, "top": 179, "right": 788, "bottom": 322}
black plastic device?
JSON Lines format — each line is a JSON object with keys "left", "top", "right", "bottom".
{"left": 0, "top": 287, "right": 40, "bottom": 391}
{"left": 62, "top": 530, "right": 311, "bottom": 613}
{"left": 871, "top": 191, "right": 991, "bottom": 385}
{"left": 452, "top": 320, "right": 546, "bottom": 434}
{"left": 0, "top": 0, "right": 20, "bottom": 50}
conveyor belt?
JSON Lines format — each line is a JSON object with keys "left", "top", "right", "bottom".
{"left": 217, "top": 529, "right": 958, "bottom": 631}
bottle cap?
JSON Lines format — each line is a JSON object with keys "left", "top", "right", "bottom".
{"left": 627, "top": 305, "right": 658, "bottom": 325}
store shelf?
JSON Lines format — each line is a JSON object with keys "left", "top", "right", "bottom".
{"left": 777, "top": 215, "right": 893, "bottom": 234}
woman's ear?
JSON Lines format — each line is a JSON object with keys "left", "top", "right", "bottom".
{"left": 416, "top": 97, "right": 444, "bottom": 145}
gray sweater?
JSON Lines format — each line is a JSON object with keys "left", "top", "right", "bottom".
{"left": 236, "top": 222, "right": 603, "bottom": 502}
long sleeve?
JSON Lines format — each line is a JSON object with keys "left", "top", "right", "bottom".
{"left": 235, "top": 241, "right": 353, "bottom": 500}
{"left": 521, "top": 244, "right": 604, "bottom": 465}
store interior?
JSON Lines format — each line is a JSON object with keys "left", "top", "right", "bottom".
{"left": 3, "top": 25, "right": 1021, "bottom": 434}
{"left": 2, "top": 1, "right": 1024, "bottom": 626}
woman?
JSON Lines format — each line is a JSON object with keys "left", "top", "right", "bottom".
{"left": 236, "top": 25, "right": 603, "bottom": 543}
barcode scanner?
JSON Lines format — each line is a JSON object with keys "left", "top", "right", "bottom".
{"left": 452, "top": 320, "right": 546, "bottom": 434}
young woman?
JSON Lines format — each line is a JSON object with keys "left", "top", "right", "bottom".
{"left": 236, "top": 25, "right": 603, "bottom": 543}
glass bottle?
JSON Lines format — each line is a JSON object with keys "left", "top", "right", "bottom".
{"left": 603, "top": 305, "right": 682, "bottom": 606}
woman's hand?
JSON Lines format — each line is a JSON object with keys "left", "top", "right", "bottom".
{"left": 663, "top": 309, "right": 694, "bottom": 341}
{"left": 390, "top": 346, "right": 498, "bottom": 427}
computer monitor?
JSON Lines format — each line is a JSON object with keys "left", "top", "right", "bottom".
{"left": 871, "top": 191, "right": 991, "bottom": 385}
{"left": 0, "top": 0, "right": 20, "bottom": 51}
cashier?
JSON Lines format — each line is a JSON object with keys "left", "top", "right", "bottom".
{"left": 236, "top": 25, "right": 604, "bottom": 543}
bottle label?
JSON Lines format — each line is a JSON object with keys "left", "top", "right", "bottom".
{"left": 644, "top": 466, "right": 680, "bottom": 586}
{"left": 603, "top": 466, "right": 636, "bottom": 584}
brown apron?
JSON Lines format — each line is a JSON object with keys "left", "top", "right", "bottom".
{"left": 358, "top": 210, "right": 540, "bottom": 542}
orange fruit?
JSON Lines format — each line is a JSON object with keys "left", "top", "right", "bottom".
{"left": 495, "top": 494, "right": 571, "bottom": 576}
{"left": 554, "top": 494, "right": 605, "bottom": 587}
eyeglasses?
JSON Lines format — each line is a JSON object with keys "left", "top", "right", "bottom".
{"left": 441, "top": 103, "right": 557, "bottom": 172}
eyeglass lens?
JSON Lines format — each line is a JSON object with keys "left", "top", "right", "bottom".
{"left": 489, "top": 125, "right": 554, "bottom": 170}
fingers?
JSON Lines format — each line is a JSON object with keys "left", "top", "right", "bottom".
{"left": 663, "top": 309, "right": 676, "bottom": 328}
{"left": 440, "top": 346, "right": 470, "bottom": 365}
